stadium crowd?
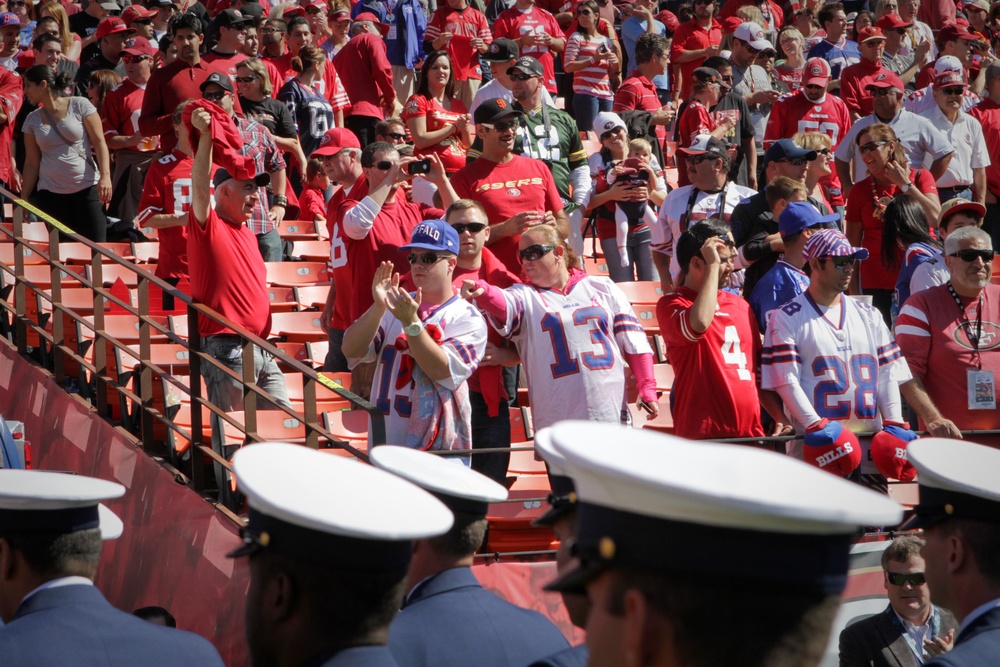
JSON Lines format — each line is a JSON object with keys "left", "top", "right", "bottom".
{"left": 0, "top": 0, "right": 997, "bottom": 482}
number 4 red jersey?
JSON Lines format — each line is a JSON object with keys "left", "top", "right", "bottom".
{"left": 763, "top": 90, "right": 852, "bottom": 151}
{"left": 657, "top": 286, "right": 765, "bottom": 439}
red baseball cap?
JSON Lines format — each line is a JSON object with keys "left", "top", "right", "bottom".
{"left": 865, "top": 70, "right": 904, "bottom": 90}
{"left": 876, "top": 13, "right": 912, "bottom": 30}
{"left": 121, "top": 5, "right": 156, "bottom": 25}
{"left": 803, "top": 58, "right": 831, "bottom": 86}
{"left": 354, "top": 11, "right": 389, "bottom": 36}
{"left": 656, "top": 9, "right": 680, "bottom": 32}
{"left": 935, "top": 69, "right": 968, "bottom": 87}
{"left": 330, "top": 8, "right": 350, "bottom": 20}
{"left": 121, "top": 39, "right": 157, "bottom": 57}
{"left": 95, "top": 16, "right": 136, "bottom": 40}
{"left": 312, "top": 127, "right": 361, "bottom": 157}
{"left": 938, "top": 22, "right": 977, "bottom": 43}
{"left": 302, "top": 0, "right": 326, "bottom": 11}
{"left": 857, "top": 26, "right": 886, "bottom": 42}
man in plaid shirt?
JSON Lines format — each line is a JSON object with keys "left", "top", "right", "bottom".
{"left": 200, "top": 72, "right": 288, "bottom": 262}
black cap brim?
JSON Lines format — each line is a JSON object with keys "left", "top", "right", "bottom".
{"left": 543, "top": 559, "right": 607, "bottom": 594}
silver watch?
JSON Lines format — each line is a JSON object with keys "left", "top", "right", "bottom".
{"left": 404, "top": 321, "right": 424, "bottom": 337}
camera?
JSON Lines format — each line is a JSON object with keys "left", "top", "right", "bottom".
{"left": 407, "top": 159, "right": 432, "bottom": 176}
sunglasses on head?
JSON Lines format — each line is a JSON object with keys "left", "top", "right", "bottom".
{"left": 452, "top": 222, "right": 487, "bottom": 234}
{"left": 858, "top": 140, "right": 889, "bottom": 154}
{"left": 510, "top": 72, "right": 536, "bottom": 81}
{"left": 203, "top": 90, "right": 228, "bottom": 102}
{"left": 481, "top": 119, "right": 519, "bottom": 132}
{"left": 519, "top": 244, "right": 556, "bottom": 261}
{"left": 941, "top": 86, "right": 966, "bottom": 96}
{"left": 408, "top": 252, "right": 446, "bottom": 265}
{"left": 886, "top": 571, "right": 926, "bottom": 586}
{"left": 949, "top": 248, "right": 995, "bottom": 263}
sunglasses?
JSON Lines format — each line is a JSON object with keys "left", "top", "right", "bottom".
{"left": 577, "top": 9, "right": 592, "bottom": 14}
{"left": 894, "top": 28, "right": 908, "bottom": 34}
{"left": 374, "top": 160, "right": 395, "bottom": 170}
{"left": 234, "top": 75, "right": 258, "bottom": 83}
{"left": 858, "top": 140, "right": 889, "bottom": 154}
{"left": 685, "top": 154, "right": 714, "bottom": 165}
{"left": 134, "top": 18, "right": 153, "bottom": 24}
{"left": 481, "top": 119, "right": 519, "bottom": 132}
{"left": 715, "top": 234, "right": 736, "bottom": 248}
{"left": 739, "top": 39, "right": 761, "bottom": 55}
{"left": 871, "top": 87, "right": 896, "bottom": 96}
{"left": 452, "top": 222, "right": 487, "bottom": 234}
{"left": 202, "top": 90, "right": 229, "bottom": 102}
{"left": 408, "top": 252, "right": 446, "bottom": 265}
{"left": 815, "top": 148, "right": 832, "bottom": 156}
{"left": 9, "top": 1, "right": 26, "bottom": 6}
{"left": 824, "top": 256, "right": 856, "bottom": 270}
{"left": 941, "top": 86, "right": 966, "bottom": 96}
{"left": 778, "top": 157, "right": 809, "bottom": 166}
{"left": 510, "top": 72, "right": 536, "bottom": 81}
{"left": 519, "top": 244, "right": 556, "bottom": 261}
{"left": 886, "top": 571, "right": 926, "bottom": 586}
{"left": 387, "top": 132, "right": 407, "bottom": 141}
{"left": 260, "top": 27, "right": 279, "bottom": 33}
{"left": 949, "top": 248, "right": 995, "bottom": 263}
{"left": 122, "top": 55, "right": 151, "bottom": 63}
{"left": 600, "top": 127, "right": 624, "bottom": 141}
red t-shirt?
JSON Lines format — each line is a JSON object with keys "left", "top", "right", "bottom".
{"left": 136, "top": 149, "right": 210, "bottom": 281}
{"left": 187, "top": 207, "right": 271, "bottom": 338}
{"left": 298, "top": 183, "right": 326, "bottom": 222}
{"left": 332, "top": 33, "right": 395, "bottom": 118}
{"left": 340, "top": 199, "right": 445, "bottom": 322}
{"left": 203, "top": 49, "right": 245, "bottom": 79}
{"left": 0, "top": 69, "right": 23, "bottom": 185}
{"left": 669, "top": 19, "right": 723, "bottom": 100}
{"left": 772, "top": 63, "right": 804, "bottom": 91}
{"left": 424, "top": 6, "right": 492, "bottom": 81}
{"left": 968, "top": 98, "right": 1000, "bottom": 199}
{"left": 401, "top": 94, "right": 469, "bottom": 172}
{"left": 449, "top": 155, "right": 565, "bottom": 274}
{"left": 675, "top": 100, "right": 714, "bottom": 189}
{"left": 325, "top": 176, "right": 368, "bottom": 331}
{"left": 657, "top": 286, "right": 764, "bottom": 439}
{"left": 839, "top": 58, "right": 884, "bottom": 118}
{"left": 845, "top": 168, "right": 938, "bottom": 291}
{"left": 493, "top": 5, "right": 563, "bottom": 93}
{"left": 102, "top": 78, "right": 159, "bottom": 155}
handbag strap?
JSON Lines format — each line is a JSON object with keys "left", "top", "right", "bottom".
{"left": 41, "top": 103, "right": 94, "bottom": 166}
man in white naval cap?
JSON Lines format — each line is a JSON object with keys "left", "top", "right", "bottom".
{"left": 370, "top": 446, "right": 570, "bottom": 667}
{"left": 230, "top": 443, "right": 454, "bottom": 667}
{"left": 542, "top": 421, "right": 904, "bottom": 667}
{"left": 898, "top": 439, "right": 1000, "bottom": 667}
{"left": 529, "top": 428, "right": 588, "bottom": 667}
{"left": 0, "top": 470, "right": 225, "bottom": 666}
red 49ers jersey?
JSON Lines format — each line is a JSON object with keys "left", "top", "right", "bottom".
{"left": 763, "top": 91, "right": 852, "bottom": 151}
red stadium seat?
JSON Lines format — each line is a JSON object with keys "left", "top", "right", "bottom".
{"left": 264, "top": 261, "right": 331, "bottom": 287}
{"left": 293, "top": 285, "right": 330, "bottom": 310}
{"left": 288, "top": 240, "right": 332, "bottom": 262}
{"left": 270, "top": 311, "right": 326, "bottom": 342}
{"left": 616, "top": 280, "right": 663, "bottom": 304}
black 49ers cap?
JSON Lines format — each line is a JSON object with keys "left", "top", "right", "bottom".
{"left": 473, "top": 97, "right": 523, "bottom": 125}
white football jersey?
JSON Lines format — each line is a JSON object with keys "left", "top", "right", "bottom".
{"left": 352, "top": 295, "right": 487, "bottom": 447}
{"left": 762, "top": 292, "right": 912, "bottom": 436}
{"left": 491, "top": 275, "right": 653, "bottom": 431}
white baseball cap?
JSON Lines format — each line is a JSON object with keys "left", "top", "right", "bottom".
{"left": 593, "top": 111, "right": 627, "bottom": 138}
{"left": 734, "top": 21, "right": 773, "bottom": 51}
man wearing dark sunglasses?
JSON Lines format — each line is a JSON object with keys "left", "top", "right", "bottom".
{"left": 877, "top": 12, "right": 927, "bottom": 85}
{"left": 839, "top": 536, "right": 958, "bottom": 666}
{"left": 730, "top": 22, "right": 780, "bottom": 165}
{"left": 897, "top": 225, "right": 1000, "bottom": 443}
{"left": 763, "top": 229, "right": 924, "bottom": 476}
{"left": 342, "top": 219, "right": 487, "bottom": 450}
{"left": 203, "top": 8, "right": 253, "bottom": 78}
{"left": 74, "top": 16, "right": 133, "bottom": 97}
{"left": 927, "top": 69, "right": 989, "bottom": 206}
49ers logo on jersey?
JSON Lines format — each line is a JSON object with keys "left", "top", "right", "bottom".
{"left": 474, "top": 177, "right": 544, "bottom": 192}
{"left": 954, "top": 321, "right": 1000, "bottom": 350}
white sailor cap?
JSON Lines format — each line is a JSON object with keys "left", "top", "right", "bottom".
{"left": 370, "top": 446, "right": 508, "bottom": 518}
{"left": 898, "top": 439, "right": 1000, "bottom": 530}
{"left": 229, "top": 443, "right": 454, "bottom": 569}
{"left": 543, "top": 422, "right": 904, "bottom": 595}
{"left": 0, "top": 469, "right": 125, "bottom": 541}
{"left": 532, "top": 427, "right": 579, "bottom": 527}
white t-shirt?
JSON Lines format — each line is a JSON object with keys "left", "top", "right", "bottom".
{"left": 835, "top": 108, "right": 952, "bottom": 182}
{"left": 23, "top": 97, "right": 100, "bottom": 195}
{"left": 469, "top": 77, "right": 555, "bottom": 118}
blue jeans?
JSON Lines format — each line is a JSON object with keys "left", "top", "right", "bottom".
{"left": 202, "top": 335, "right": 291, "bottom": 412}
{"left": 600, "top": 227, "right": 655, "bottom": 282}
{"left": 572, "top": 93, "right": 612, "bottom": 137}
{"left": 256, "top": 228, "right": 283, "bottom": 262}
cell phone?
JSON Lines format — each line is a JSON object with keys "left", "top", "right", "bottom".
{"left": 598, "top": 43, "right": 609, "bottom": 54}
{"left": 638, "top": 400, "right": 654, "bottom": 415}
{"left": 407, "top": 159, "right": 432, "bottom": 176}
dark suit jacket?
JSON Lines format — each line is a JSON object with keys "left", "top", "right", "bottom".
{"left": 388, "top": 567, "right": 570, "bottom": 667}
{"left": 305, "top": 646, "right": 401, "bottom": 666}
{"left": 840, "top": 604, "right": 959, "bottom": 667}
{"left": 0, "top": 583, "right": 224, "bottom": 667}
{"left": 926, "top": 604, "right": 1000, "bottom": 667}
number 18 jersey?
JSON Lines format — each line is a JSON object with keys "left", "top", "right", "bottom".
{"left": 761, "top": 292, "right": 912, "bottom": 435}
{"left": 491, "top": 274, "right": 652, "bottom": 431}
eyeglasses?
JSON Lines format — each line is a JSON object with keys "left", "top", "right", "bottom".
{"left": 480, "top": 119, "right": 519, "bottom": 132}
{"left": 374, "top": 160, "right": 395, "bottom": 170}
{"left": 235, "top": 75, "right": 258, "bottom": 83}
{"left": 941, "top": 86, "right": 966, "bottom": 96}
{"left": 714, "top": 234, "right": 736, "bottom": 248}
{"left": 886, "top": 571, "right": 926, "bottom": 586}
{"left": 858, "top": 140, "right": 889, "bottom": 154}
{"left": 452, "top": 222, "right": 487, "bottom": 234}
{"left": 510, "top": 72, "right": 536, "bottom": 81}
{"left": 720, "top": 73, "right": 734, "bottom": 82}
{"left": 577, "top": 9, "right": 592, "bottom": 14}
{"left": 685, "top": 154, "right": 713, "bottom": 165}
{"left": 202, "top": 90, "right": 229, "bottom": 102}
{"left": 600, "top": 127, "right": 624, "bottom": 141}
{"left": 386, "top": 132, "right": 407, "bottom": 141}
{"left": 122, "top": 55, "right": 151, "bottom": 63}
{"left": 260, "top": 27, "right": 279, "bottom": 33}
{"left": 739, "top": 39, "right": 761, "bottom": 55}
{"left": 408, "top": 252, "right": 447, "bottom": 265}
{"left": 949, "top": 248, "right": 995, "bottom": 263}
{"left": 519, "top": 244, "right": 556, "bottom": 261}
{"left": 778, "top": 157, "right": 809, "bottom": 166}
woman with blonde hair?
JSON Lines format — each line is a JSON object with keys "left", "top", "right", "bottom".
{"left": 461, "top": 224, "right": 660, "bottom": 431}
{"left": 794, "top": 131, "right": 837, "bottom": 214}
{"left": 774, "top": 26, "right": 806, "bottom": 90}
{"left": 236, "top": 58, "right": 307, "bottom": 174}
{"left": 844, "top": 123, "right": 940, "bottom": 323}
{"left": 38, "top": 2, "right": 80, "bottom": 62}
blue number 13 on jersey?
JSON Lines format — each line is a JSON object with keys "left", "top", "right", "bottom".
{"left": 540, "top": 307, "right": 615, "bottom": 379}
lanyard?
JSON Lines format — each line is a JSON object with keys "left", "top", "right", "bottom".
{"left": 948, "top": 281, "right": 984, "bottom": 370}
{"left": 679, "top": 183, "right": 729, "bottom": 233}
